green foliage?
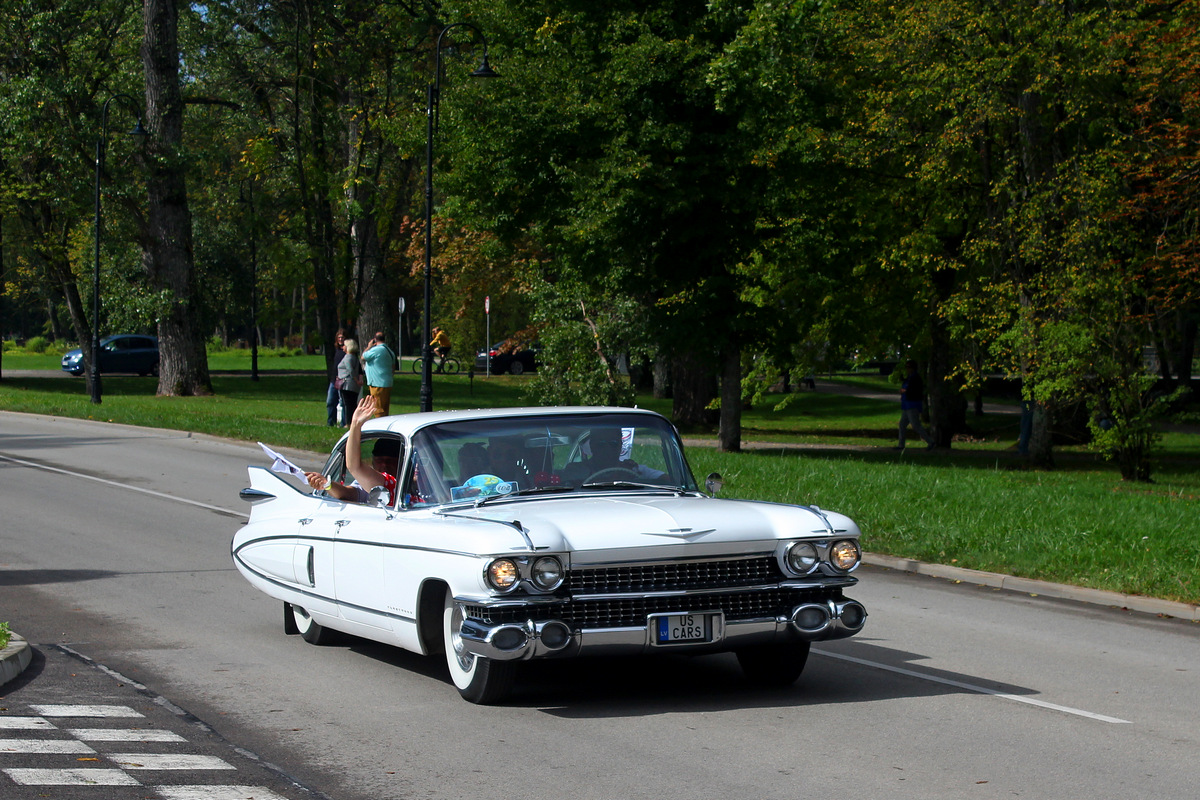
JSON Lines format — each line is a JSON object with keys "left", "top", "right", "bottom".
{"left": 526, "top": 274, "right": 638, "bottom": 407}
{"left": 0, "top": 621, "right": 10, "bottom": 649}
{"left": 24, "top": 336, "right": 50, "bottom": 354}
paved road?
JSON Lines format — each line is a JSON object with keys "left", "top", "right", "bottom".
{"left": 2, "top": 412, "right": 1198, "bottom": 799}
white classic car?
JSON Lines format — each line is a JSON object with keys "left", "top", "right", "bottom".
{"left": 232, "top": 407, "right": 867, "bottom": 703}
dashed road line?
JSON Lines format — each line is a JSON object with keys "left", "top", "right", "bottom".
{"left": 109, "top": 753, "right": 236, "bottom": 771}
{"left": 70, "top": 728, "right": 188, "bottom": 742}
{"left": 3, "top": 767, "right": 141, "bottom": 786}
{"left": 814, "top": 648, "right": 1132, "bottom": 724}
{"left": 157, "top": 787, "right": 293, "bottom": 800}
{"left": 30, "top": 704, "right": 145, "bottom": 718}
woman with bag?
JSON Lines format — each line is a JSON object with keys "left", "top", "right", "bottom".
{"left": 337, "top": 339, "right": 365, "bottom": 427}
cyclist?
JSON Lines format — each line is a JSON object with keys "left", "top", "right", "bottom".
{"left": 430, "top": 327, "right": 452, "bottom": 373}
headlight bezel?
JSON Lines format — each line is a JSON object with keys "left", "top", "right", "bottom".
{"left": 828, "top": 539, "right": 862, "bottom": 573}
{"left": 529, "top": 556, "right": 565, "bottom": 592}
{"left": 485, "top": 558, "right": 521, "bottom": 592}
{"left": 484, "top": 554, "right": 567, "bottom": 594}
{"left": 777, "top": 537, "right": 863, "bottom": 576}
{"left": 784, "top": 541, "right": 820, "bottom": 575}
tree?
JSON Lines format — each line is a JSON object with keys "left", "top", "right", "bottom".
{"left": 441, "top": 1, "right": 768, "bottom": 443}
{"left": 144, "top": 0, "right": 210, "bottom": 396}
{"left": 0, "top": 0, "right": 145, "bottom": 395}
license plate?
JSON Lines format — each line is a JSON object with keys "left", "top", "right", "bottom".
{"left": 654, "top": 613, "right": 713, "bottom": 644}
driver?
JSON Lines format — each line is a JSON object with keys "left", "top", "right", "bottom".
{"left": 571, "top": 427, "right": 666, "bottom": 483}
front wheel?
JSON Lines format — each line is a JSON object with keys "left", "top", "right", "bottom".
{"left": 443, "top": 588, "right": 516, "bottom": 704}
{"left": 735, "top": 641, "right": 811, "bottom": 686}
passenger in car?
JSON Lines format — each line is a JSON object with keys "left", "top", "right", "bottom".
{"left": 486, "top": 436, "right": 529, "bottom": 484}
{"left": 456, "top": 442, "right": 490, "bottom": 485}
{"left": 306, "top": 395, "right": 402, "bottom": 503}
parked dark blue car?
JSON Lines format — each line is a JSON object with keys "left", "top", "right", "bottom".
{"left": 61, "top": 334, "right": 159, "bottom": 376}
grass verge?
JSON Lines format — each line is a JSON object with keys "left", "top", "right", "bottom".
{"left": 2, "top": 365, "right": 1197, "bottom": 606}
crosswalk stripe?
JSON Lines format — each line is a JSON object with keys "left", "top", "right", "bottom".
{"left": 0, "top": 739, "right": 96, "bottom": 754}
{"left": 2, "top": 767, "right": 141, "bottom": 786}
{"left": 29, "top": 704, "right": 145, "bottom": 718}
{"left": 68, "top": 728, "right": 187, "bottom": 742}
{"left": 108, "top": 753, "right": 236, "bottom": 770}
{"left": 0, "top": 717, "right": 55, "bottom": 730}
{"left": 156, "top": 786, "right": 292, "bottom": 800}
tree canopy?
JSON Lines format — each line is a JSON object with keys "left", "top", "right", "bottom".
{"left": 1, "top": 0, "right": 1196, "bottom": 479}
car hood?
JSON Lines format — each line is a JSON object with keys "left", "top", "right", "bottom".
{"left": 446, "top": 493, "right": 858, "bottom": 564}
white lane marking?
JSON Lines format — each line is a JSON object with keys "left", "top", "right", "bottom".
{"left": 109, "top": 753, "right": 235, "bottom": 770}
{"left": 2, "top": 767, "right": 141, "bottom": 786}
{"left": 68, "top": 728, "right": 186, "bottom": 742}
{"left": 0, "top": 453, "right": 244, "bottom": 517}
{"left": 157, "top": 786, "right": 292, "bottom": 800}
{"left": 814, "top": 649, "right": 1131, "bottom": 724}
{"left": 0, "top": 739, "right": 96, "bottom": 753}
{"left": 29, "top": 704, "right": 145, "bottom": 718}
{"left": 0, "top": 717, "right": 55, "bottom": 730}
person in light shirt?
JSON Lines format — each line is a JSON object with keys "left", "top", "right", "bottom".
{"left": 306, "top": 395, "right": 401, "bottom": 502}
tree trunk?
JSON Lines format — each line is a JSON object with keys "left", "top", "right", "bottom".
{"left": 652, "top": 351, "right": 671, "bottom": 399}
{"left": 671, "top": 348, "right": 718, "bottom": 429}
{"left": 927, "top": 266, "right": 957, "bottom": 448}
{"left": 717, "top": 344, "right": 742, "bottom": 452}
{"left": 143, "top": 0, "right": 211, "bottom": 396}
{"left": 1027, "top": 401, "right": 1055, "bottom": 469}
{"left": 1175, "top": 310, "right": 1197, "bottom": 387}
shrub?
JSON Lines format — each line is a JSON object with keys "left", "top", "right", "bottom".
{"left": 0, "top": 621, "right": 10, "bottom": 650}
{"left": 25, "top": 336, "right": 50, "bottom": 354}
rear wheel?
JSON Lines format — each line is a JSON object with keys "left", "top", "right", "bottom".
{"left": 442, "top": 588, "right": 516, "bottom": 704}
{"left": 736, "top": 641, "right": 811, "bottom": 686}
{"left": 290, "top": 603, "right": 333, "bottom": 645}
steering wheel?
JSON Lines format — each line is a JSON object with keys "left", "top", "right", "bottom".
{"left": 584, "top": 467, "right": 641, "bottom": 484}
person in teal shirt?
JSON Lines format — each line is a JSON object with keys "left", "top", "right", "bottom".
{"left": 361, "top": 331, "right": 396, "bottom": 416}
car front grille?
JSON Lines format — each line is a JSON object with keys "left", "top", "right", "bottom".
{"left": 567, "top": 556, "right": 782, "bottom": 594}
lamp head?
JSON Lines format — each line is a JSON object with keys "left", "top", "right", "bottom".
{"left": 470, "top": 54, "right": 499, "bottom": 79}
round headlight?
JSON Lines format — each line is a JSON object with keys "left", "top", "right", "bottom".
{"left": 829, "top": 540, "right": 861, "bottom": 571}
{"left": 486, "top": 558, "right": 520, "bottom": 591}
{"left": 530, "top": 556, "right": 564, "bottom": 591}
{"left": 786, "top": 542, "right": 820, "bottom": 574}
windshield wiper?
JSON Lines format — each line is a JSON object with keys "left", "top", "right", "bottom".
{"left": 580, "top": 480, "right": 687, "bottom": 494}
{"left": 473, "top": 484, "right": 577, "bottom": 507}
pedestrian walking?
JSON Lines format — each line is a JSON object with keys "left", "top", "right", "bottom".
{"left": 336, "top": 338, "right": 364, "bottom": 427}
{"left": 325, "top": 329, "right": 346, "bottom": 426}
{"left": 896, "top": 359, "right": 935, "bottom": 450}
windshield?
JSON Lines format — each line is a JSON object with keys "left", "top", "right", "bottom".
{"left": 406, "top": 412, "right": 698, "bottom": 506}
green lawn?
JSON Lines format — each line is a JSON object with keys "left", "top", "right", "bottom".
{"left": 2, "top": 355, "right": 1197, "bottom": 606}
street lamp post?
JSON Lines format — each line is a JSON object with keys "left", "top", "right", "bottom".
{"left": 420, "top": 22, "right": 497, "bottom": 413}
{"left": 92, "top": 94, "right": 147, "bottom": 404}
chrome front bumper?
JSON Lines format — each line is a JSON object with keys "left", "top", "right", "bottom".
{"left": 456, "top": 597, "right": 867, "bottom": 662}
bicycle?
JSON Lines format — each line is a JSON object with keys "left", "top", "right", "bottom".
{"left": 411, "top": 355, "right": 461, "bottom": 375}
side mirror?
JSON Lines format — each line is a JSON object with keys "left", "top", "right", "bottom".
{"left": 368, "top": 485, "right": 392, "bottom": 508}
{"left": 705, "top": 472, "right": 723, "bottom": 495}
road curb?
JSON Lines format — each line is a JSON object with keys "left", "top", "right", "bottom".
{"left": 864, "top": 553, "right": 1200, "bottom": 622}
{"left": 0, "top": 632, "right": 33, "bottom": 687}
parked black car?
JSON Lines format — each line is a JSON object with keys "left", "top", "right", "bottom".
{"left": 61, "top": 334, "right": 159, "bottom": 376}
{"left": 475, "top": 340, "right": 541, "bottom": 375}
